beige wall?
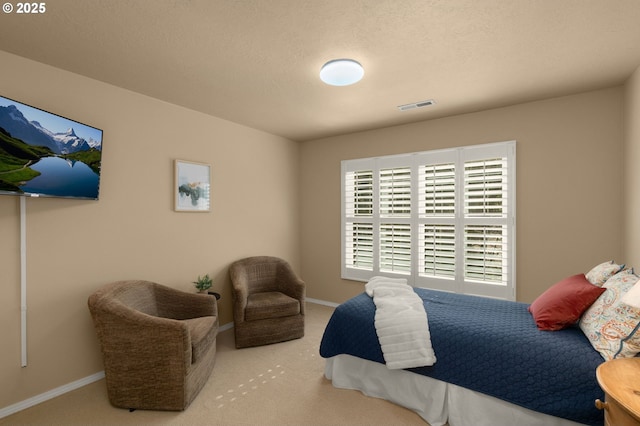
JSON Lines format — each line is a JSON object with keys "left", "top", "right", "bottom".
{"left": 0, "top": 51, "right": 300, "bottom": 409}
{"left": 300, "top": 88, "right": 625, "bottom": 305}
{"left": 624, "top": 65, "right": 640, "bottom": 266}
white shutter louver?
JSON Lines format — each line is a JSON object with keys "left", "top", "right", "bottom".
{"left": 345, "top": 170, "right": 373, "bottom": 217}
{"left": 464, "top": 158, "right": 508, "bottom": 217}
{"left": 345, "top": 222, "right": 374, "bottom": 270}
{"left": 380, "top": 223, "right": 411, "bottom": 274}
{"left": 420, "top": 163, "right": 455, "bottom": 216}
{"left": 380, "top": 167, "right": 411, "bottom": 217}
{"left": 419, "top": 224, "right": 455, "bottom": 278}
{"left": 464, "top": 225, "right": 508, "bottom": 284}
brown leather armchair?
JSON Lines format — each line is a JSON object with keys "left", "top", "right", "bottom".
{"left": 230, "top": 256, "right": 305, "bottom": 348}
{"left": 88, "top": 280, "right": 218, "bottom": 411}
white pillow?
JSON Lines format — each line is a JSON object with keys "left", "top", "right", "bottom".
{"left": 621, "top": 280, "right": 640, "bottom": 308}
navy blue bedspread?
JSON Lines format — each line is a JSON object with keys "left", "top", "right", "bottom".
{"left": 319, "top": 288, "right": 604, "bottom": 426}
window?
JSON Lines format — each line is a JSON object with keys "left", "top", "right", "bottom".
{"left": 342, "top": 141, "right": 516, "bottom": 300}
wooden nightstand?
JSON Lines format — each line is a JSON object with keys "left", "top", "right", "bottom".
{"left": 596, "top": 358, "right": 640, "bottom": 426}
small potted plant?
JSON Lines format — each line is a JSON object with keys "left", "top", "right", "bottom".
{"left": 193, "top": 274, "right": 213, "bottom": 294}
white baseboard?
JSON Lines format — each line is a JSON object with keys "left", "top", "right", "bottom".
{"left": 0, "top": 371, "right": 105, "bottom": 419}
{"left": 307, "top": 297, "right": 339, "bottom": 308}
{"left": 219, "top": 321, "right": 233, "bottom": 332}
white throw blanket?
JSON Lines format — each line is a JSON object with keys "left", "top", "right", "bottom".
{"left": 365, "top": 276, "right": 436, "bottom": 369}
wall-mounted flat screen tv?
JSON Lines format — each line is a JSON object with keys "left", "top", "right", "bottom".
{"left": 0, "top": 95, "right": 104, "bottom": 200}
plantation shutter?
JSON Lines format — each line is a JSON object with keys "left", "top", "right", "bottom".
{"left": 463, "top": 157, "right": 509, "bottom": 285}
{"left": 418, "top": 162, "right": 456, "bottom": 281}
{"left": 458, "top": 144, "right": 514, "bottom": 298}
{"left": 344, "top": 168, "right": 374, "bottom": 277}
{"left": 379, "top": 166, "right": 412, "bottom": 274}
{"left": 342, "top": 141, "right": 515, "bottom": 300}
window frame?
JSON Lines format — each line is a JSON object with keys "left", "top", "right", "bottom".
{"left": 341, "top": 141, "right": 516, "bottom": 300}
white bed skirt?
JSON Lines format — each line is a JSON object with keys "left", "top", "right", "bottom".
{"left": 324, "top": 355, "right": 586, "bottom": 426}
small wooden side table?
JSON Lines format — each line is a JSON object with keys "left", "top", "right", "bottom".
{"left": 596, "top": 357, "right": 640, "bottom": 426}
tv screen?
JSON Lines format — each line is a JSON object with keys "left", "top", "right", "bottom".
{"left": 0, "top": 95, "right": 104, "bottom": 200}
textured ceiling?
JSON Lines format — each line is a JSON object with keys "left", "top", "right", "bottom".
{"left": 1, "top": 0, "right": 640, "bottom": 141}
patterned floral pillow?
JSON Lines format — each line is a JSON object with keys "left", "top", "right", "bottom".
{"left": 579, "top": 269, "right": 640, "bottom": 360}
{"left": 585, "top": 261, "right": 625, "bottom": 286}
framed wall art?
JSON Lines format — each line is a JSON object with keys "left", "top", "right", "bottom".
{"left": 174, "top": 159, "right": 211, "bottom": 212}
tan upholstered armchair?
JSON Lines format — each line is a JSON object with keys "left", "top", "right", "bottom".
{"left": 88, "top": 280, "right": 218, "bottom": 411}
{"left": 230, "top": 256, "right": 305, "bottom": 348}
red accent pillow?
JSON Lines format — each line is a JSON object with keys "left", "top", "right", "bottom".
{"left": 528, "top": 273, "right": 606, "bottom": 331}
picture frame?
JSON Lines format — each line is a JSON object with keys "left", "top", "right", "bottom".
{"left": 174, "top": 159, "right": 211, "bottom": 212}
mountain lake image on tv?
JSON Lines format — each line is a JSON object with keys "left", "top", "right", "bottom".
{"left": 0, "top": 95, "right": 103, "bottom": 200}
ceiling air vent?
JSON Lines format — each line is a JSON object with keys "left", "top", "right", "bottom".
{"left": 397, "top": 99, "right": 436, "bottom": 111}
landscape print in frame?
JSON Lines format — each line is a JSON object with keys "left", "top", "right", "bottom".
{"left": 174, "top": 159, "right": 211, "bottom": 212}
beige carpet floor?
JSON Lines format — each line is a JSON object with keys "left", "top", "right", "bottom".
{"left": 1, "top": 303, "right": 426, "bottom": 425}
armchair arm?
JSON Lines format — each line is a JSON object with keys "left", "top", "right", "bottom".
{"left": 277, "top": 263, "right": 306, "bottom": 315}
{"left": 229, "top": 265, "right": 249, "bottom": 323}
{"left": 90, "top": 299, "right": 192, "bottom": 377}
{"left": 154, "top": 283, "right": 218, "bottom": 320}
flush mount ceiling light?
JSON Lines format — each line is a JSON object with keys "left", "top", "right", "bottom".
{"left": 320, "top": 59, "right": 364, "bottom": 86}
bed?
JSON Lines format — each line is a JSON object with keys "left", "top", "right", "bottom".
{"left": 319, "top": 288, "right": 605, "bottom": 426}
